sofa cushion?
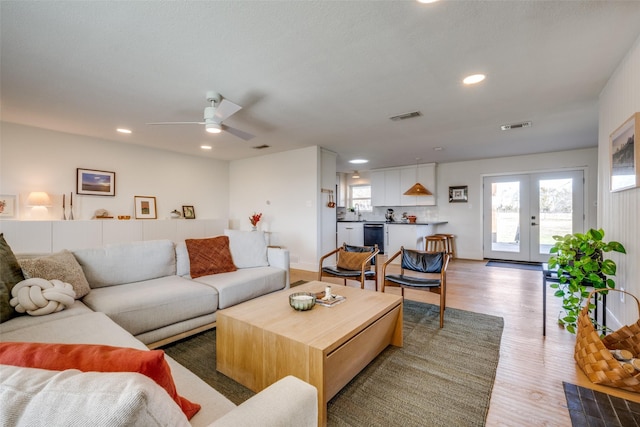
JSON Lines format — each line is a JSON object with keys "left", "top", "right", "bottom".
{"left": 186, "top": 236, "right": 237, "bottom": 278}
{"left": 191, "top": 267, "right": 285, "bottom": 309}
{"left": 18, "top": 250, "right": 91, "bottom": 298}
{"left": 337, "top": 249, "right": 372, "bottom": 270}
{"left": 0, "top": 342, "right": 201, "bottom": 419}
{"left": 73, "top": 240, "right": 176, "bottom": 288}
{"left": 224, "top": 229, "right": 269, "bottom": 268}
{"left": 10, "top": 278, "right": 75, "bottom": 316}
{"left": 0, "top": 365, "right": 190, "bottom": 427}
{"left": 0, "top": 300, "right": 93, "bottom": 334}
{"left": 82, "top": 275, "right": 219, "bottom": 336}
{"left": 0, "top": 233, "right": 26, "bottom": 322}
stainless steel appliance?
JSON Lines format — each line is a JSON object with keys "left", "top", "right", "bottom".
{"left": 363, "top": 223, "right": 385, "bottom": 254}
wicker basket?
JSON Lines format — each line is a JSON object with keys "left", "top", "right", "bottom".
{"left": 575, "top": 288, "right": 640, "bottom": 392}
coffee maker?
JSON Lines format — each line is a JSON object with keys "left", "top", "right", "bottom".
{"left": 385, "top": 209, "right": 395, "bottom": 222}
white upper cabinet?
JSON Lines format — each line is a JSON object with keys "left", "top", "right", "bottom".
{"left": 372, "top": 164, "right": 436, "bottom": 206}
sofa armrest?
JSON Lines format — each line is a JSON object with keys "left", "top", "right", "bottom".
{"left": 209, "top": 376, "right": 317, "bottom": 427}
{"left": 267, "top": 247, "right": 290, "bottom": 288}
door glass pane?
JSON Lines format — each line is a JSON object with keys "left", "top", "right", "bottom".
{"left": 491, "top": 182, "right": 520, "bottom": 252}
{"left": 539, "top": 178, "right": 573, "bottom": 255}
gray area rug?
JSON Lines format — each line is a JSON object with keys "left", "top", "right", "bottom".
{"left": 163, "top": 300, "right": 504, "bottom": 426}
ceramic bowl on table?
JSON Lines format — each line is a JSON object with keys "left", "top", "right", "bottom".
{"left": 289, "top": 292, "right": 316, "bottom": 311}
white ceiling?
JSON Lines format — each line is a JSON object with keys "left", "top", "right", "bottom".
{"left": 2, "top": 1, "right": 640, "bottom": 172}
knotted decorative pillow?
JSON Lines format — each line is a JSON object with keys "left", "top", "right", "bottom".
{"left": 9, "top": 278, "right": 76, "bottom": 316}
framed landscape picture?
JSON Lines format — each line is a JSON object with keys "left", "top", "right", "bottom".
{"left": 610, "top": 112, "right": 639, "bottom": 192}
{"left": 77, "top": 168, "right": 116, "bottom": 196}
{"left": 134, "top": 196, "right": 157, "bottom": 219}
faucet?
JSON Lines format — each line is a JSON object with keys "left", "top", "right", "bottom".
{"left": 355, "top": 204, "right": 361, "bottom": 221}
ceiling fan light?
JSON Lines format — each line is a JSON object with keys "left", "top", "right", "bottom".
{"left": 205, "top": 123, "right": 221, "bottom": 134}
{"left": 403, "top": 183, "right": 432, "bottom": 196}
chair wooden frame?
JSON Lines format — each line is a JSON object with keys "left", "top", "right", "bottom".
{"left": 318, "top": 243, "right": 379, "bottom": 290}
{"left": 382, "top": 247, "right": 450, "bottom": 328}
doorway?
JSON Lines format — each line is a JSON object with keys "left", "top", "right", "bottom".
{"left": 483, "top": 170, "right": 584, "bottom": 263}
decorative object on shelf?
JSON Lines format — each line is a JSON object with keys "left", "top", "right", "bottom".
{"left": 76, "top": 168, "right": 116, "bottom": 196}
{"left": 93, "top": 209, "right": 113, "bottom": 219}
{"left": 0, "top": 194, "right": 17, "bottom": 218}
{"left": 249, "top": 212, "right": 262, "bottom": 231}
{"left": 449, "top": 185, "right": 468, "bottom": 203}
{"left": 170, "top": 209, "right": 181, "bottom": 219}
{"left": 62, "top": 193, "right": 66, "bottom": 220}
{"left": 610, "top": 112, "right": 639, "bottom": 192}
{"left": 182, "top": 206, "right": 195, "bottom": 219}
{"left": 117, "top": 215, "right": 131, "bottom": 220}
{"left": 548, "top": 228, "right": 626, "bottom": 334}
{"left": 69, "top": 192, "right": 74, "bottom": 220}
{"left": 26, "top": 192, "right": 52, "bottom": 220}
{"left": 134, "top": 196, "right": 157, "bottom": 219}
{"left": 289, "top": 292, "right": 316, "bottom": 311}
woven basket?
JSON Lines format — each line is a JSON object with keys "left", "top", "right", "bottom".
{"left": 575, "top": 289, "right": 640, "bottom": 392}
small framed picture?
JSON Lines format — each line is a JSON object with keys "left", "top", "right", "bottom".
{"left": 182, "top": 205, "right": 195, "bottom": 219}
{"left": 449, "top": 185, "right": 468, "bottom": 203}
{"left": 134, "top": 196, "right": 157, "bottom": 219}
{"left": 77, "top": 168, "right": 116, "bottom": 196}
{"left": 0, "top": 194, "right": 17, "bottom": 218}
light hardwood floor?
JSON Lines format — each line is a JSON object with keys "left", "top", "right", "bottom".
{"left": 292, "top": 258, "right": 640, "bottom": 426}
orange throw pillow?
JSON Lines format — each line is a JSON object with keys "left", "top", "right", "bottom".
{"left": 185, "top": 236, "right": 237, "bottom": 278}
{"left": 0, "top": 342, "right": 200, "bottom": 419}
{"left": 337, "top": 250, "right": 372, "bottom": 270}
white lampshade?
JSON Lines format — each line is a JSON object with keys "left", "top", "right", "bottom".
{"left": 27, "top": 191, "right": 52, "bottom": 207}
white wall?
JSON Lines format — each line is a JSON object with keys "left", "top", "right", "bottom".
{"left": 598, "top": 34, "right": 640, "bottom": 329}
{"left": 432, "top": 148, "right": 598, "bottom": 259}
{"left": 0, "top": 123, "right": 229, "bottom": 221}
{"left": 229, "top": 145, "right": 319, "bottom": 270}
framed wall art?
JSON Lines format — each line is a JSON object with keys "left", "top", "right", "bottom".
{"left": 610, "top": 112, "right": 639, "bottom": 192}
{"left": 0, "top": 194, "right": 17, "bottom": 218}
{"left": 134, "top": 196, "right": 157, "bottom": 219}
{"left": 77, "top": 168, "right": 116, "bottom": 196}
{"left": 449, "top": 185, "right": 468, "bottom": 203}
{"left": 182, "top": 205, "right": 195, "bottom": 219}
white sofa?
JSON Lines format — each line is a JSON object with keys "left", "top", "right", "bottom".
{"left": 0, "top": 231, "right": 318, "bottom": 426}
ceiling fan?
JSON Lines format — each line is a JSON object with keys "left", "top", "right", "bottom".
{"left": 146, "top": 91, "right": 255, "bottom": 140}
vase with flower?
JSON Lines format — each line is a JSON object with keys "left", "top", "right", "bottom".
{"left": 250, "top": 212, "right": 262, "bottom": 231}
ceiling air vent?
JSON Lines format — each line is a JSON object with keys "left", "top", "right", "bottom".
{"left": 252, "top": 144, "right": 270, "bottom": 150}
{"left": 500, "top": 121, "right": 532, "bottom": 131}
{"left": 389, "top": 111, "right": 422, "bottom": 121}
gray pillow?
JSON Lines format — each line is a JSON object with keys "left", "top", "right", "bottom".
{"left": 0, "top": 233, "right": 26, "bottom": 322}
{"left": 19, "top": 250, "right": 91, "bottom": 299}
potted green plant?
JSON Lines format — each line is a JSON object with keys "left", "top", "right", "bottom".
{"left": 548, "top": 228, "right": 626, "bottom": 334}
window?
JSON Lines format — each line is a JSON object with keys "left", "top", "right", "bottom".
{"left": 350, "top": 185, "right": 372, "bottom": 211}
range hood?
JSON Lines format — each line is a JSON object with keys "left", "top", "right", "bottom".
{"left": 403, "top": 183, "right": 432, "bottom": 196}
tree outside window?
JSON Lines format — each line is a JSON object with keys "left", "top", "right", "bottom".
{"left": 350, "top": 185, "right": 371, "bottom": 211}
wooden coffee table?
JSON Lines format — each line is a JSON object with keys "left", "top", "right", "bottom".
{"left": 216, "top": 280, "right": 403, "bottom": 426}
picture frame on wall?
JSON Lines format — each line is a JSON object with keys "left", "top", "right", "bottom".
{"left": 182, "top": 205, "right": 195, "bottom": 219}
{"left": 610, "top": 112, "right": 639, "bottom": 192}
{"left": 449, "top": 185, "right": 468, "bottom": 203}
{"left": 0, "top": 194, "right": 17, "bottom": 218}
{"left": 77, "top": 168, "right": 116, "bottom": 196}
{"left": 134, "top": 196, "right": 157, "bottom": 219}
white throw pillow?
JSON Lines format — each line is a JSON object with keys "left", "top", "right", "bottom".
{"left": 0, "top": 365, "right": 190, "bottom": 427}
{"left": 224, "top": 229, "right": 269, "bottom": 268}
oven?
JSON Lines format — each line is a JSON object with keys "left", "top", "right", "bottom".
{"left": 363, "top": 223, "right": 385, "bottom": 254}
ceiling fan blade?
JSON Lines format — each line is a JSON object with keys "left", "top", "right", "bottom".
{"left": 222, "top": 124, "right": 255, "bottom": 141}
{"left": 214, "top": 99, "right": 242, "bottom": 122}
{"left": 146, "top": 121, "right": 205, "bottom": 125}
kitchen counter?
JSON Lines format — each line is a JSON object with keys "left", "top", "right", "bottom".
{"left": 338, "top": 220, "right": 448, "bottom": 226}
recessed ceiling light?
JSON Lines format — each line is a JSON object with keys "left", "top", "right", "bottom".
{"left": 463, "top": 74, "right": 486, "bottom": 85}
{"left": 200, "top": 145, "right": 212, "bottom": 150}
{"left": 433, "top": 147, "right": 443, "bottom": 151}
{"left": 417, "top": 0, "right": 439, "bottom": 3}
{"left": 349, "top": 159, "right": 369, "bottom": 164}
{"left": 116, "top": 128, "right": 132, "bottom": 134}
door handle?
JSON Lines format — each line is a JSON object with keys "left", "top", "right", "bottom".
{"left": 531, "top": 222, "right": 539, "bottom": 226}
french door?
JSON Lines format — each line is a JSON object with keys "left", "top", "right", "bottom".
{"left": 483, "top": 170, "right": 584, "bottom": 263}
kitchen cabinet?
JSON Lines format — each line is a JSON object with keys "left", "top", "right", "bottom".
{"left": 386, "top": 224, "right": 422, "bottom": 259}
{"left": 371, "top": 169, "right": 400, "bottom": 206}
{"left": 372, "top": 164, "right": 436, "bottom": 207}
{"left": 337, "top": 222, "right": 364, "bottom": 247}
